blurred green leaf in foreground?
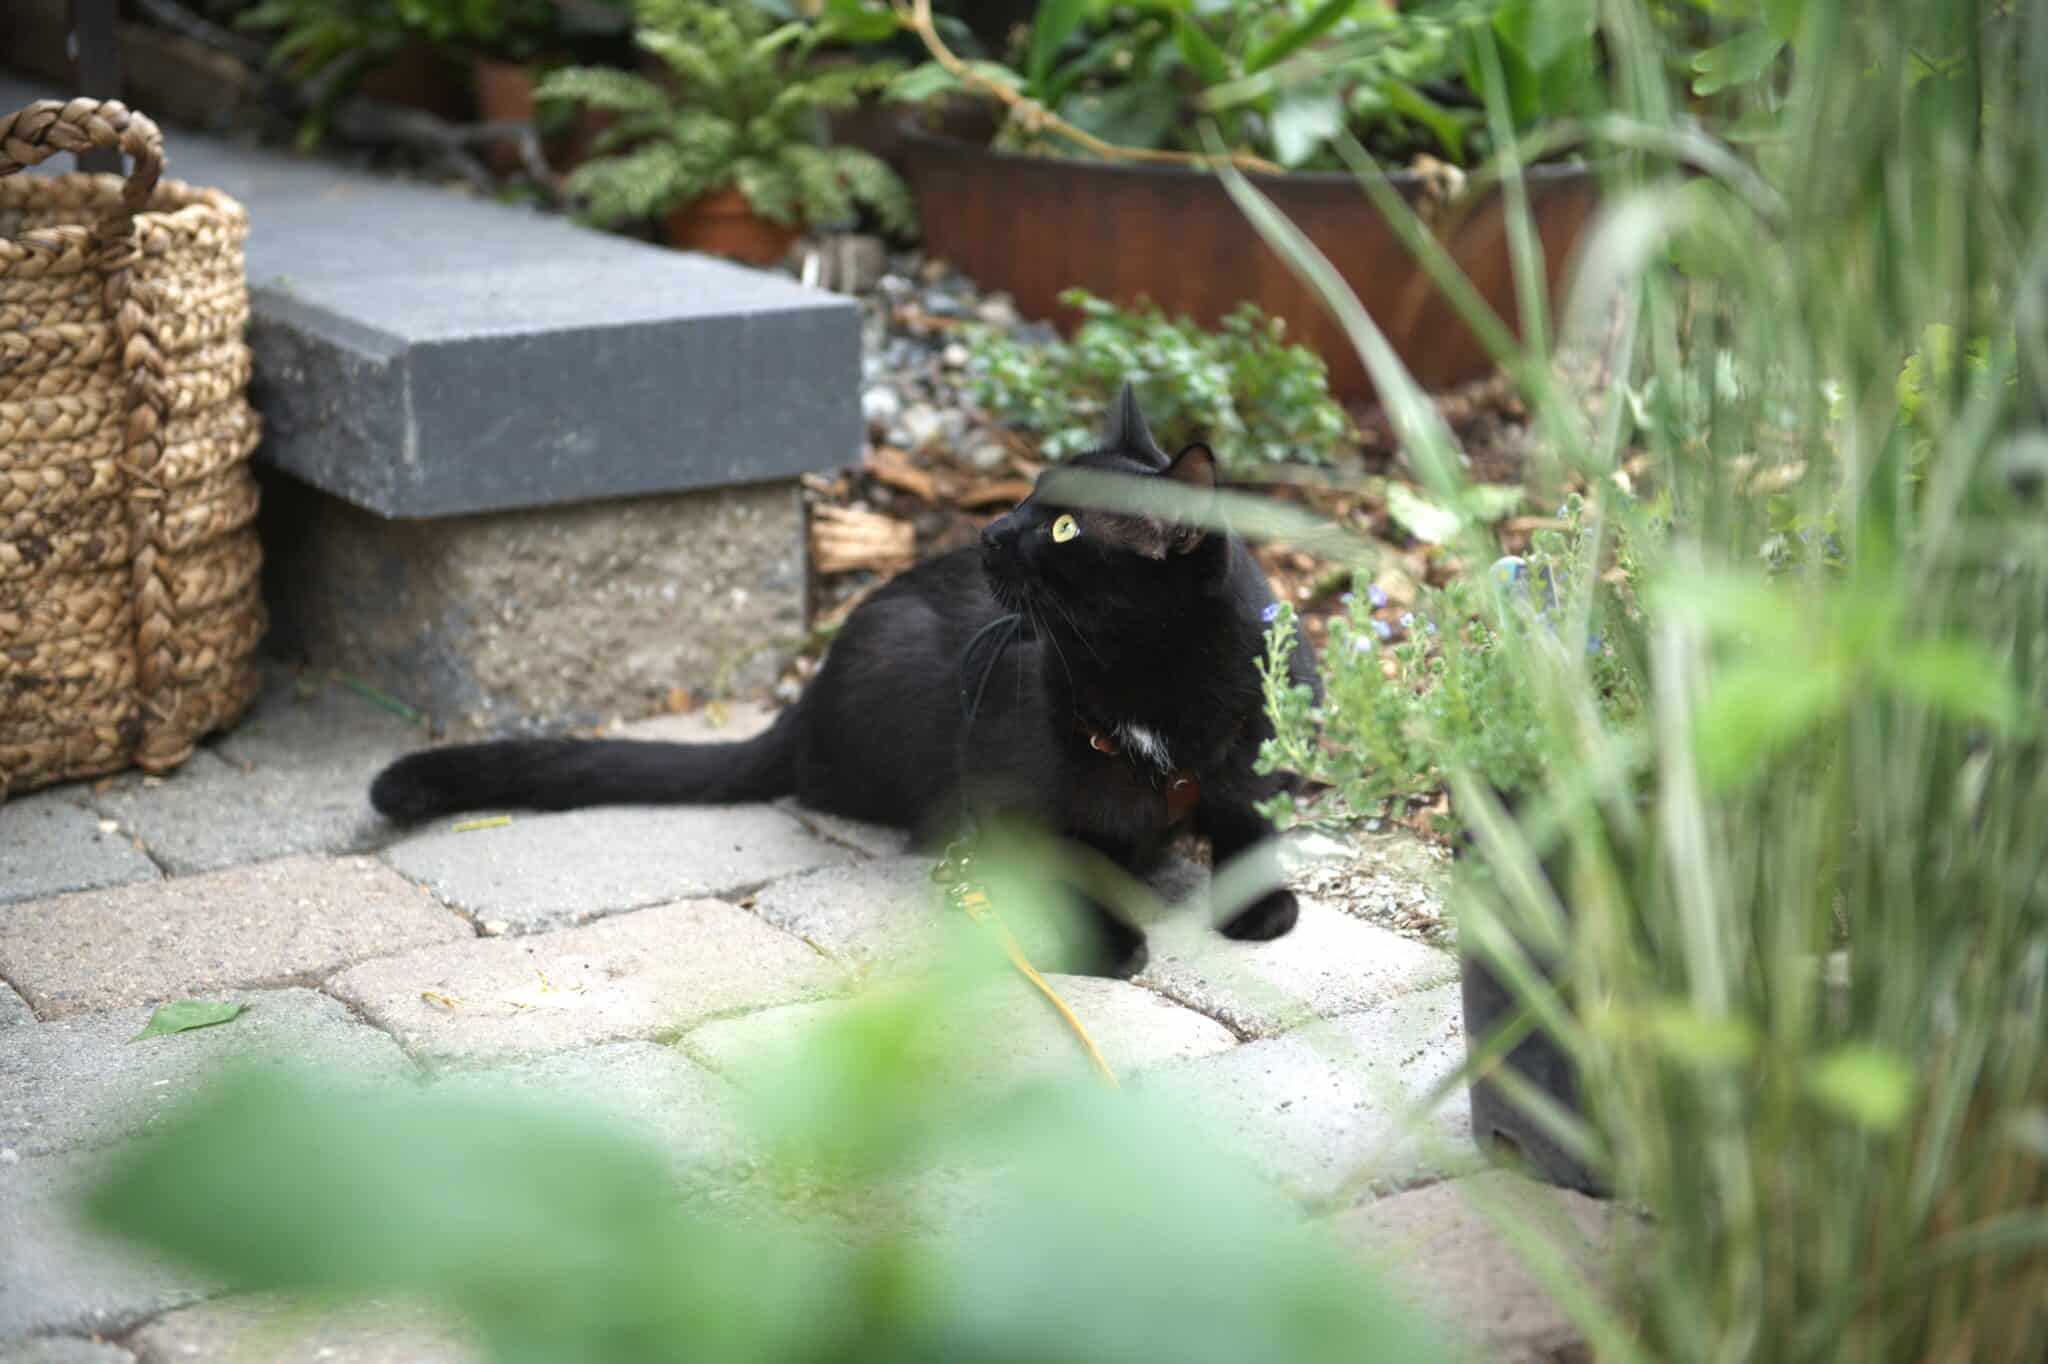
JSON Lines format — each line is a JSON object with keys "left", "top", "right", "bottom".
{"left": 83, "top": 945, "right": 1447, "bottom": 1364}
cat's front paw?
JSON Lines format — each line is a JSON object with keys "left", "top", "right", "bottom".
{"left": 1220, "top": 888, "right": 1299, "bottom": 941}
{"left": 1088, "top": 904, "right": 1149, "bottom": 979}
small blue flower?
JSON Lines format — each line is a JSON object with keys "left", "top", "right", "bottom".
{"left": 1557, "top": 503, "right": 1569, "bottom": 518}
{"left": 1586, "top": 633, "right": 1603, "bottom": 656}
{"left": 1368, "top": 585, "right": 1388, "bottom": 608}
{"left": 1399, "top": 612, "right": 1415, "bottom": 629}
{"left": 1351, "top": 636, "right": 1374, "bottom": 654}
{"left": 1340, "top": 592, "right": 1354, "bottom": 604}
{"left": 1425, "top": 620, "right": 1438, "bottom": 635}
{"left": 1261, "top": 602, "right": 1282, "bottom": 623}
{"left": 1373, "top": 619, "right": 1393, "bottom": 641}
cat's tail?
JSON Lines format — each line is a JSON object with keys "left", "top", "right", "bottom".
{"left": 368, "top": 706, "right": 801, "bottom": 823}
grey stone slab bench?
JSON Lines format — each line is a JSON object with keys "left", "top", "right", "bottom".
{"left": 1, "top": 75, "right": 859, "bottom": 733}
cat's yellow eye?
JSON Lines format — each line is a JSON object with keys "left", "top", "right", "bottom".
{"left": 1051, "top": 514, "right": 1080, "bottom": 543}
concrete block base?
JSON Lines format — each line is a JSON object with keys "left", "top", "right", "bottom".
{"left": 257, "top": 469, "right": 806, "bottom": 736}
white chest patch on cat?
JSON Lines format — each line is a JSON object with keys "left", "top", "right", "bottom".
{"left": 1114, "top": 722, "right": 1174, "bottom": 772}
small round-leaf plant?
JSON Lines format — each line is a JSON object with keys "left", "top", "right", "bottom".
{"left": 536, "top": 0, "right": 916, "bottom": 235}
{"left": 964, "top": 288, "right": 1349, "bottom": 476}
{"left": 1256, "top": 495, "right": 1646, "bottom": 835}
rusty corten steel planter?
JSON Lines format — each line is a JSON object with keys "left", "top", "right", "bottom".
{"left": 899, "top": 122, "right": 1602, "bottom": 401}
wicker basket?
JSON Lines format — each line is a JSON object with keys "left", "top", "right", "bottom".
{"left": 0, "top": 99, "right": 265, "bottom": 800}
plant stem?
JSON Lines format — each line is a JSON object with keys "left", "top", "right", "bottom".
{"left": 890, "top": 0, "right": 1282, "bottom": 174}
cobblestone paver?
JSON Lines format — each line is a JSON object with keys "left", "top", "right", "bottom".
{"left": 685, "top": 972, "right": 1238, "bottom": 1092}
{"left": 1135, "top": 895, "right": 1459, "bottom": 1038}
{"left": 0, "top": 680, "right": 1584, "bottom": 1360}
{"left": 126, "top": 1295, "right": 480, "bottom": 1364}
{"left": 428, "top": 1041, "right": 750, "bottom": 1178}
{"left": 0, "top": 1149, "right": 216, "bottom": 1341}
{"left": 0, "top": 792, "right": 160, "bottom": 908}
{"left": 3, "top": 989, "right": 414, "bottom": 1161}
{"left": 1328, "top": 1169, "right": 1628, "bottom": 1364}
{"left": 0, "top": 856, "right": 470, "bottom": 1019}
{"left": 383, "top": 807, "right": 855, "bottom": 935}
{"left": 0, "top": 1337, "right": 136, "bottom": 1364}
{"left": 76, "top": 672, "right": 426, "bottom": 877}
{"left": 326, "top": 899, "right": 840, "bottom": 1067}
{"left": 1136, "top": 983, "right": 1479, "bottom": 1205}
{"left": 743, "top": 854, "right": 955, "bottom": 968}
{"left": 775, "top": 799, "right": 912, "bottom": 859}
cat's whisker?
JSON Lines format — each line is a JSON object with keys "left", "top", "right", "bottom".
{"left": 1017, "top": 608, "right": 1031, "bottom": 711}
{"left": 1034, "top": 602, "right": 1078, "bottom": 696}
{"left": 1047, "top": 595, "right": 1104, "bottom": 665}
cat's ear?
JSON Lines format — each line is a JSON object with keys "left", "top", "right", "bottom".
{"left": 1165, "top": 443, "right": 1215, "bottom": 490}
{"left": 1162, "top": 443, "right": 1215, "bottom": 554}
{"left": 1105, "top": 381, "right": 1167, "bottom": 464}
{"left": 1085, "top": 441, "right": 1217, "bottom": 560}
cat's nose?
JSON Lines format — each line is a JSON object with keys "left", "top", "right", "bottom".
{"left": 979, "top": 519, "right": 1007, "bottom": 552}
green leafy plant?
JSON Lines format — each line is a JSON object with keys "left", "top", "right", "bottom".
{"left": 1200, "top": 0, "right": 1506, "bottom": 167}
{"left": 80, "top": 933, "right": 1447, "bottom": 1364}
{"left": 234, "top": 0, "right": 629, "bottom": 148}
{"left": 118, "top": 6, "right": 2048, "bottom": 1359}
{"left": 1200, "top": 0, "right": 2048, "bottom": 1355}
{"left": 536, "top": 0, "right": 915, "bottom": 233}
{"left": 1662, "top": 0, "right": 1803, "bottom": 103}
{"left": 236, "top": 0, "right": 414, "bottom": 105}
{"left": 884, "top": 0, "right": 1600, "bottom": 170}
{"left": 964, "top": 288, "right": 1348, "bottom": 473}
{"left": 1257, "top": 496, "right": 1647, "bottom": 833}
{"left": 236, "top": 0, "right": 630, "bottom": 64}
{"left": 240, "top": 1, "right": 609, "bottom": 79}
{"left": 388, "top": 0, "right": 568, "bottom": 60}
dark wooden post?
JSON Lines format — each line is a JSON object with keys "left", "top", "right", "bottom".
{"left": 69, "top": 0, "right": 123, "bottom": 172}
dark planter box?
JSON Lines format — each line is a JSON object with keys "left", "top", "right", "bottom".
{"left": 1457, "top": 789, "right": 1608, "bottom": 1197}
{"left": 898, "top": 120, "right": 1601, "bottom": 401}
{"left": 1460, "top": 935, "right": 1606, "bottom": 1196}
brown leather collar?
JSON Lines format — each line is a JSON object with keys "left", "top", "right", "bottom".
{"left": 1083, "top": 725, "right": 1202, "bottom": 825}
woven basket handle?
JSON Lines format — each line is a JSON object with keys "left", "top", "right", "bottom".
{"left": 0, "top": 99, "right": 164, "bottom": 235}
{"left": 1, "top": 99, "right": 181, "bottom": 771}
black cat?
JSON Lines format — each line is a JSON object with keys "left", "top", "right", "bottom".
{"left": 370, "top": 385, "right": 1320, "bottom": 971}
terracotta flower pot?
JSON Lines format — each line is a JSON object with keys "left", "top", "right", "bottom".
{"left": 471, "top": 55, "right": 615, "bottom": 177}
{"left": 550, "top": 106, "right": 616, "bottom": 176}
{"left": 661, "top": 187, "right": 801, "bottom": 266}
{"left": 472, "top": 55, "right": 537, "bottom": 178}
{"left": 897, "top": 120, "right": 1602, "bottom": 402}
{"left": 359, "top": 41, "right": 468, "bottom": 120}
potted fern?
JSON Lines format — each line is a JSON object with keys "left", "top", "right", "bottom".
{"left": 536, "top": 0, "right": 915, "bottom": 264}
{"left": 881, "top": 0, "right": 1603, "bottom": 400}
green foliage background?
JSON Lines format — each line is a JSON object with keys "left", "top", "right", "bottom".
{"left": 538, "top": 0, "right": 915, "bottom": 232}
{"left": 966, "top": 289, "right": 1349, "bottom": 473}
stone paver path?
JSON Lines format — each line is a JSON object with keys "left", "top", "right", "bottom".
{"left": 1, "top": 670, "right": 1601, "bottom": 1361}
